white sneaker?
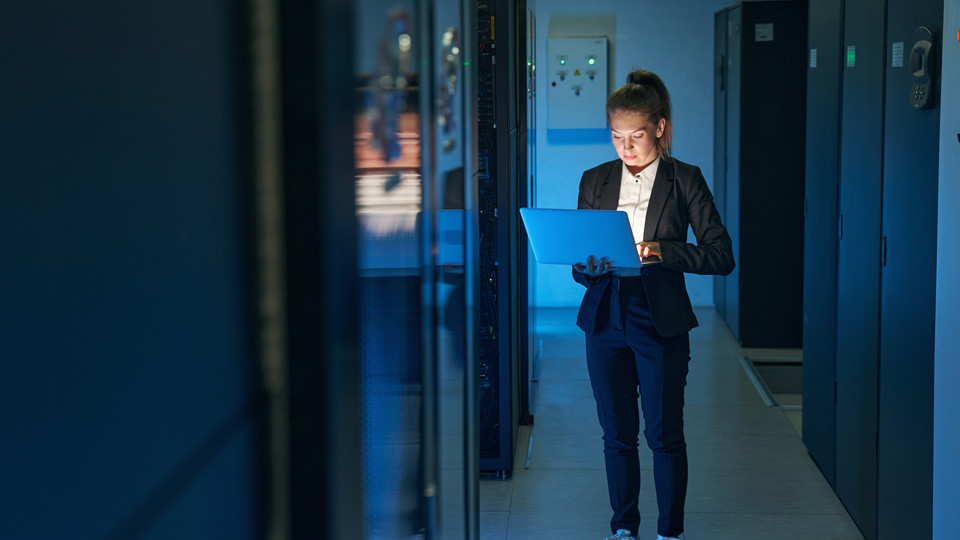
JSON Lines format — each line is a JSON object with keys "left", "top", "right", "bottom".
{"left": 606, "top": 530, "right": 636, "bottom": 540}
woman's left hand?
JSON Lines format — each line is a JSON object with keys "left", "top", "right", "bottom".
{"left": 637, "top": 241, "right": 661, "bottom": 259}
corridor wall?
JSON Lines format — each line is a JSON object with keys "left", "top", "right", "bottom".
{"left": 533, "top": 0, "right": 731, "bottom": 308}
{"left": 934, "top": 2, "right": 960, "bottom": 537}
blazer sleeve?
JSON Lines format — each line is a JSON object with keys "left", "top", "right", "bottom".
{"left": 658, "top": 166, "right": 736, "bottom": 276}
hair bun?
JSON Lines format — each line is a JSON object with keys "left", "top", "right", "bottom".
{"left": 626, "top": 70, "right": 650, "bottom": 85}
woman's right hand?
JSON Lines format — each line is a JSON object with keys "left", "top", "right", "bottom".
{"left": 574, "top": 255, "right": 612, "bottom": 277}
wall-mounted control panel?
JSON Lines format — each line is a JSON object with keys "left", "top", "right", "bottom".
{"left": 547, "top": 37, "right": 608, "bottom": 129}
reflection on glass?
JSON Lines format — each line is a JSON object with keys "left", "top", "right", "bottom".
{"left": 356, "top": 4, "right": 423, "bottom": 538}
{"left": 354, "top": 1, "right": 470, "bottom": 537}
{"left": 433, "top": 2, "right": 467, "bottom": 536}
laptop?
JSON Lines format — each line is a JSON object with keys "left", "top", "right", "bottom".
{"left": 519, "top": 208, "right": 660, "bottom": 269}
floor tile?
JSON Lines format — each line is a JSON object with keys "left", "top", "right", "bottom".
{"left": 783, "top": 409, "right": 803, "bottom": 437}
{"left": 480, "top": 476, "right": 514, "bottom": 512}
{"left": 479, "top": 512, "right": 509, "bottom": 540}
{"left": 682, "top": 511, "right": 864, "bottom": 540}
{"left": 481, "top": 307, "right": 861, "bottom": 540}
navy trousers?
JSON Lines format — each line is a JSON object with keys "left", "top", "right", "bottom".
{"left": 584, "top": 276, "right": 690, "bottom": 538}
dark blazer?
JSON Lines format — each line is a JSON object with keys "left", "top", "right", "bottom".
{"left": 572, "top": 157, "right": 735, "bottom": 337}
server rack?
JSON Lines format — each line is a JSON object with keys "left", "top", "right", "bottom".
{"left": 835, "top": 2, "right": 885, "bottom": 536}
{"left": 805, "top": 0, "right": 941, "bottom": 536}
{"left": 713, "top": 10, "right": 729, "bottom": 322}
{"left": 477, "top": 0, "right": 530, "bottom": 475}
{"left": 876, "top": 0, "right": 941, "bottom": 536}
{"left": 714, "top": 7, "right": 742, "bottom": 334}
{"left": 801, "top": 0, "right": 844, "bottom": 490}
{"left": 518, "top": 3, "right": 537, "bottom": 428}
{"left": 714, "top": 1, "right": 808, "bottom": 348}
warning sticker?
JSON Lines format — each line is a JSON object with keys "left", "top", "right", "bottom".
{"left": 892, "top": 42, "right": 904, "bottom": 68}
{"left": 755, "top": 23, "right": 774, "bottom": 42}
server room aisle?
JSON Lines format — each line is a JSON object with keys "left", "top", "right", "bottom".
{"left": 480, "top": 307, "right": 863, "bottom": 540}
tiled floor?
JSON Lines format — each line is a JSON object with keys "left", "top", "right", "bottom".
{"left": 479, "top": 307, "right": 864, "bottom": 540}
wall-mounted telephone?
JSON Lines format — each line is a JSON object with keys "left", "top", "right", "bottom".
{"left": 909, "top": 26, "right": 936, "bottom": 109}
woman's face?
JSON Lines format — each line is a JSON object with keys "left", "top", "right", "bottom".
{"left": 609, "top": 110, "right": 664, "bottom": 172}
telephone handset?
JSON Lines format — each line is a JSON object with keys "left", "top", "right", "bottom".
{"left": 909, "top": 26, "right": 935, "bottom": 109}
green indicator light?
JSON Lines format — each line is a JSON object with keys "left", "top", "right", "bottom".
{"left": 560, "top": 58, "right": 566, "bottom": 65}
{"left": 588, "top": 57, "right": 596, "bottom": 65}
{"left": 846, "top": 46, "right": 856, "bottom": 67}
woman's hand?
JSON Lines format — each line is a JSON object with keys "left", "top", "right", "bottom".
{"left": 637, "top": 241, "right": 662, "bottom": 260}
{"left": 574, "top": 255, "right": 613, "bottom": 277}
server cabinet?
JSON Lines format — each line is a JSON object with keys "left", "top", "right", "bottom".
{"left": 802, "top": 0, "right": 844, "bottom": 489}
{"left": 478, "top": 0, "right": 529, "bottom": 476}
{"left": 823, "top": 0, "right": 942, "bottom": 537}
{"left": 426, "top": 0, "right": 481, "bottom": 536}
{"left": 520, "top": 5, "right": 538, "bottom": 427}
{"left": 352, "top": 0, "right": 481, "bottom": 535}
{"left": 876, "top": 0, "right": 941, "bottom": 536}
{"left": 713, "top": 10, "right": 731, "bottom": 323}
{"left": 714, "top": 1, "right": 808, "bottom": 348}
{"left": 714, "top": 6, "right": 742, "bottom": 336}
{"left": 834, "top": 1, "right": 886, "bottom": 537}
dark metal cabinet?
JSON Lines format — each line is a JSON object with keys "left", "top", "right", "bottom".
{"left": 808, "top": 0, "right": 941, "bottom": 536}
{"left": 876, "top": 0, "right": 941, "bottom": 536}
{"left": 714, "top": 1, "right": 808, "bottom": 348}
{"left": 801, "top": 0, "right": 844, "bottom": 490}
{"left": 478, "top": 0, "right": 531, "bottom": 476}
{"left": 713, "top": 10, "right": 730, "bottom": 326}
{"left": 835, "top": 1, "right": 886, "bottom": 537}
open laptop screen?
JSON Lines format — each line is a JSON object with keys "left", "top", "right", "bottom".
{"left": 520, "top": 208, "right": 659, "bottom": 269}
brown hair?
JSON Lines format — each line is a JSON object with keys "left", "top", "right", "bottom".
{"left": 606, "top": 69, "right": 673, "bottom": 159}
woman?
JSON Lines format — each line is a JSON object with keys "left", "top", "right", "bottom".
{"left": 572, "top": 70, "right": 735, "bottom": 540}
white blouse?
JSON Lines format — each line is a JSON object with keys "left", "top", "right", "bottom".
{"left": 617, "top": 157, "right": 659, "bottom": 242}
{"left": 613, "top": 157, "right": 659, "bottom": 276}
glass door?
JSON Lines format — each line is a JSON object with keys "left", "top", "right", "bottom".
{"left": 352, "top": 0, "right": 477, "bottom": 537}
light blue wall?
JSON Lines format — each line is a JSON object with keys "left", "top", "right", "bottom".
{"left": 533, "top": 0, "right": 733, "bottom": 307}
{"left": 934, "top": 0, "right": 960, "bottom": 535}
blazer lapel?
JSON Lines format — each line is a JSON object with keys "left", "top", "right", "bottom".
{"left": 643, "top": 159, "right": 675, "bottom": 241}
{"left": 597, "top": 160, "right": 622, "bottom": 210}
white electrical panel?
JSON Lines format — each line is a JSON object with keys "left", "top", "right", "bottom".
{"left": 546, "top": 37, "right": 608, "bottom": 129}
